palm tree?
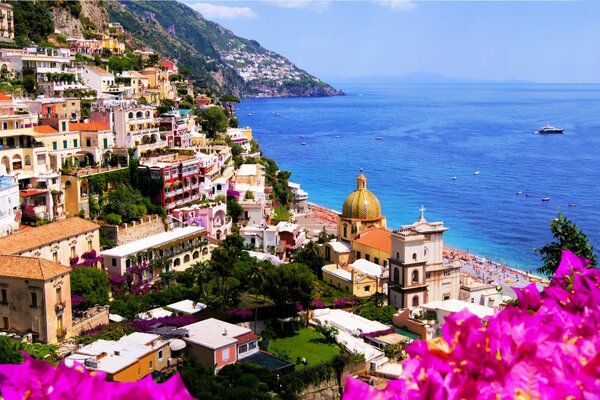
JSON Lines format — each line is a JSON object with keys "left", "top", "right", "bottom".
{"left": 248, "top": 263, "right": 268, "bottom": 333}
{"left": 191, "top": 260, "right": 211, "bottom": 294}
{"left": 160, "top": 270, "right": 176, "bottom": 288}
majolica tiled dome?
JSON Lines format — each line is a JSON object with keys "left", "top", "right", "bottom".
{"left": 342, "top": 170, "right": 381, "bottom": 220}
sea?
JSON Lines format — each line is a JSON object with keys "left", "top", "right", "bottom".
{"left": 237, "top": 83, "right": 600, "bottom": 272}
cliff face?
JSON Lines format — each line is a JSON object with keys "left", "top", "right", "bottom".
{"left": 107, "top": 0, "right": 342, "bottom": 98}
{"left": 51, "top": 2, "right": 109, "bottom": 39}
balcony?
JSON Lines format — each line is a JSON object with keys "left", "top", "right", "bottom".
{"left": 130, "top": 127, "right": 160, "bottom": 136}
{"left": 136, "top": 140, "right": 168, "bottom": 152}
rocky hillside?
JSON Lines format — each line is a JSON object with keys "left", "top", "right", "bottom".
{"left": 107, "top": 0, "right": 342, "bottom": 98}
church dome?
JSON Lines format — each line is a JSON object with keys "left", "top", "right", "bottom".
{"left": 342, "top": 170, "right": 381, "bottom": 220}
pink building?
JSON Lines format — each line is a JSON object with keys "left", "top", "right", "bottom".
{"left": 172, "top": 201, "right": 231, "bottom": 240}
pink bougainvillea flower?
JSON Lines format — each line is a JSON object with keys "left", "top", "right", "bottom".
{"left": 343, "top": 250, "right": 600, "bottom": 400}
{"left": 0, "top": 354, "right": 196, "bottom": 400}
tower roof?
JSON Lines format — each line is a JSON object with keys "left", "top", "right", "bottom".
{"left": 342, "top": 170, "right": 381, "bottom": 220}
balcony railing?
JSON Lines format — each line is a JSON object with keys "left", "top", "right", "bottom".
{"left": 137, "top": 140, "right": 168, "bottom": 152}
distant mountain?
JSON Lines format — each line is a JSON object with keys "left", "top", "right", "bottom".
{"left": 331, "top": 72, "right": 532, "bottom": 84}
{"left": 107, "top": 0, "right": 342, "bottom": 98}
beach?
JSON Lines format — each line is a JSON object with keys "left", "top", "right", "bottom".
{"left": 298, "top": 203, "right": 547, "bottom": 297}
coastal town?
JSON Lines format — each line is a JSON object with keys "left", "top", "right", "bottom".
{"left": 0, "top": 2, "right": 594, "bottom": 400}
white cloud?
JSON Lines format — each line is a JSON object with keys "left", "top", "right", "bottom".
{"left": 189, "top": 2, "right": 257, "bottom": 19}
{"left": 264, "top": 0, "right": 332, "bottom": 12}
{"left": 374, "top": 0, "right": 415, "bottom": 11}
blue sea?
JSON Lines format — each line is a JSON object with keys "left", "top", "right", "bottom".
{"left": 237, "top": 83, "right": 600, "bottom": 272}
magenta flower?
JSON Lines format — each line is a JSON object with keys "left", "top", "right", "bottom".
{"left": 343, "top": 250, "right": 600, "bottom": 399}
{"left": 0, "top": 354, "right": 196, "bottom": 399}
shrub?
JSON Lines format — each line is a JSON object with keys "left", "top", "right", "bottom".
{"left": 105, "top": 213, "right": 122, "bottom": 225}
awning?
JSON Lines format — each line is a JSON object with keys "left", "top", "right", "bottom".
{"left": 19, "top": 189, "right": 48, "bottom": 197}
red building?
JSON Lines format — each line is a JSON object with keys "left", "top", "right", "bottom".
{"left": 159, "top": 60, "right": 177, "bottom": 73}
{"left": 142, "top": 155, "right": 202, "bottom": 212}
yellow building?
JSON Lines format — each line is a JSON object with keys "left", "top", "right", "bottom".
{"left": 352, "top": 227, "right": 391, "bottom": 267}
{"left": 0, "top": 255, "right": 72, "bottom": 344}
{"left": 321, "top": 259, "right": 385, "bottom": 297}
{"left": 0, "top": 217, "right": 100, "bottom": 266}
{"left": 65, "top": 332, "right": 172, "bottom": 382}
{"left": 235, "top": 163, "right": 265, "bottom": 187}
{"left": 338, "top": 170, "right": 386, "bottom": 242}
{"left": 102, "top": 36, "right": 124, "bottom": 55}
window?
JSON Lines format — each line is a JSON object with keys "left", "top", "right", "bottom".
{"left": 364, "top": 285, "right": 371, "bottom": 292}
{"left": 471, "top": 298, "right": 475, "bottom": 303}
{"left": 374, "top": 257, "right": 379, "bottom": 265}
{"left": 52, "top": 252, "right": 58, "bottom": 263}
{"left": 393, "top": 268, "right": 400, "bottom": 283}
{"left": 74, "top": 139, "right": 78, "bottom": 148}
{"left": 343, "top": 224, "right": 347, "bottom": 238}
{"left": 86, "top": 138, "right": 91, "bottom": 147}
{"left": 30, "top": 292, "right": 38, "bottom": 308}
{"left": 158, "top": 350, "right": 163, "bottom": 360}
{"left": 53, "top": 142, "right": 57, "bottom": 150}
{"left": 149, "top": 361, "right": 153, "bottom": 370}
{"left": 396, "top": 252, "right": 400, "bottom": 259}
{"left": 412, "top": 296, "right": 419, "bottom": 307}
{"left": 63, "top": 140, "right": 67, "bottom": 149}
{"left": 1, "top": 289, "right": 7, "bottom": 304}
{"left": 70, "top": 246, "right": 76, "bottom": 258}
{"left": 412, "top": 270, "right": 419, "bottom": 284}
{"left": 248, "top": 341, "right": 257, "bottom": 350}
{"left": 2, "top": 317, "right": 7, "bottom": 329}
{"left": 222, "top": 348, "right": 230, "bottom": 361}
{"left": 443, "top": 295, "right": 451, "bottom": 301}
{"left": 356, "top": 251, "right": 361, "bottom": 259}
{"left": 443, "top": 270, "right": 452, "bottom": 277}
{"left": 412, "top": 253, "right": 417, "bottom": 261}
{"left": 239, "top": 344, "right": 248, "bottom": 354}
{"left": 87, "top": 240, "right": 92, "bottom": 252}
{"left": 103, "top": 138, "right": 108, "bottom": 149}
{"left": 56, "top": 287, "right": 62, "bottom": 304}
{"left": 365, "top": 254, "right": 370, "bottom": 261}
{"left": 62, "top": 122, "right": 67, "bottom": 131}
{"left": 24, "top": 156, "right": 31, "bottom": 166}
{"left": 426, "top": 273, "right": 431, "bottom": 279}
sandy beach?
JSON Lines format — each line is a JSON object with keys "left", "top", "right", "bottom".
{"left": 298, "top": 203, "right": 548, "bottom": 295}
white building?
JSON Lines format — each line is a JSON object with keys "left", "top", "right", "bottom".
{"left": 420, "top": 299, "right": 495, "bottom": 338}
{"left": 459, "top": 273, "right": 504, "bottom": 307}
{"left": 0, "top": 47, "right": 70, "bottom": 79}
{"left": 82, "top": 66, "right": 116, "bottom": 97}
{"left": 0, "top": 175, "right": 19, "bottom": 236}
{"left": 239, "top": 224, "right": 280, "bottom": 253}
{"left": 100, "top": 226, "right": 209, "bottom": 280}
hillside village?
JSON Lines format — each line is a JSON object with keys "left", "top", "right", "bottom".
{"left": 0, "top": 3, "right": 526, "bottom": 399}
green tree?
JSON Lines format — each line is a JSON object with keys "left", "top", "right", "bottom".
{"left": 227, "top": 197, "right": 243, "bottom": 222}
{"left": 70, "top": 267, "right": 110, "bottom": 306}
{"left": 200, "top": 106, "right": 228, "bottom": 138}
{"left": 248, "top": 263, "right": 268, "bottom": 332}
{"left": 22, "top": 74, "right": 36, "bottom": 94}
{"left": 219, "top": 94, "right": 240, "bottom": 116}
{"left": 265, "top": 263, "right": 315, "bottom": 310}
{"left": 536, "top": 212, "right": 597, "bottom": 276}
{"left": 294, "top": 240, "right": 323, "bottom": 277}
{"left": 102, "top": 185, "right": 148, "bottom": 223}
{"left": 0, "top": 336, "right": 23, "bottom": 364}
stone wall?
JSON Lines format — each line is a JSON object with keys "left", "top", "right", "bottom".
{"left": 72, "top": 306, "right": 109, "bottom": 336}
{"left": 101, "top": 214, "right": 166, "bottom": 246}
{"left": 296, "top": 362, "right": 367, "bottom": 400}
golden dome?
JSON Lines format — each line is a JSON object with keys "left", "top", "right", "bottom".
{"left": 342, "top": 170, "right": 381, "bottom": 220}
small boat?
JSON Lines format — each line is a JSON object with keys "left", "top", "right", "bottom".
{"left": 569, "top": 203, "right": 577, "bottom": 207}
{"left": 526, "top": 193, "right": 534, "bottom": 197}
{"left": 336, "top": 135, "right": 340, "bottom": 138}
{"left": 301, "top": 142, "right": 307, "bottom": 146}
{"left": 541, "top": 197, "right": 551, "bottom": 202}
{"left": 473, "top": 171, "right": 480, "bottom": 175}
{"left": 375, "top": 136, "right": 383, "bottom": 140}
{"left": 516, "top": 191, "right": 523, "bottom": 195}
{"left": 536, "top": 124, "right": 564, "bottom": 134}
{"left": 247, "top": 113, "right": 253, "bottom": 116}
{"left": 299, "top": 135, "right": 304, "bottom": 138}
{"left": 452, "top": 176, "right": 457, "bottom": 181}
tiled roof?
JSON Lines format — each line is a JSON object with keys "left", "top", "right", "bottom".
{"left": 126, "top": 70, "right": 147, "bottom": 78}
{"left": 87, "top": 66, "right": 112, "bottom": 76}
{"left": 69, "top": 122, "right": 110, "bottom": 132}
{"left": 0, "top": 255, "right": 71, "bottom": 280}
{"left": 353, "top": 227, "right": 392, "bottom": 253}
{"left": 0, "top": 217, "right": 100, "bottom": 254}
{"left": 33, "top": 125, "right": 58, "bottom": 134}
{"left": 235, "top": 332, "right": 259, "bottom": 344}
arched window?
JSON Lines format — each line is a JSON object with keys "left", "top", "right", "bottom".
{"left": 65, "top": 181, "right": 72, "bottom": 189}
{"left": 393, "top": 268, "right": 400, "bottom": 283}
{"left": 128, "top": 112, "right": 134, "bottom": 119}
{"left": 173, "top": 258, "right": 181, "bottom": 267}
{"left": 24, "top": 155, "right": 31, "bottom": 166}
{"left": 412, "top": 270, "right": 419, "bottom": 284}
{"left": 396, "top": 252, "right": 400, "bottom": 259}
{"left": 145, "top": 111, "right": 150, "bottom": 118}
{"left": 183, "top": 254, "right": 190, "bottom": 263}
{"left": 424, "top": 247, "right": 428, "bottom": 257}
{"left": 343, "top": 224, "right": 347, "bottom": 238}
{"left": 412, "top": 253, "right": 417, "bottom": 261}
{"left": 136, "top": 111, "right": 143, "bottom": 119}
{"left": 192, "top": 251, "right": 199, "bottom": 259}
{"left": 412, "top": 296, "right": 419, "bottom": 307}
{"left": 202, "top": 247, "right": 209, "bottom": 255}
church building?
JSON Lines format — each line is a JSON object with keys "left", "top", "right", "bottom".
{"left": 387, "top": 207, "right": 461, "bottom": 309}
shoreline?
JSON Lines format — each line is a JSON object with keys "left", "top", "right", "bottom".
{"left": 303, "top": 203, "right": 548, "bottom": 291}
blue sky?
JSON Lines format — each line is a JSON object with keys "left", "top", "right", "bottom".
{"left": 180, "top": 1, "right": 600, "bottom": 83}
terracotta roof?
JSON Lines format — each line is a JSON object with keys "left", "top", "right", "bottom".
{"left": 235, "top": 332, "right": 259, "bottom": 344}
{"left": 126, "top": 70, "right": 147, "bottom": 79}
{"left": 0, "top": 92, "right": 12, "bottom": 101}
{"left": 353, "top": 227, "right": 392, "bottom": 253}
{"left": 0, "top": 217, "right": 100, "bottom": 254}
{"left": 87, "top": 66, "right": 112, "bottom": 76}
{"left": 69, "top": 122, "right": 110, "bottom": 132}
{"left": 19, "top": 189, "right": 48, "bottom": 197}
{"left": 0, "top": 255, "right": 71, "bottom": 280}
{"left": 33, "top": 125, "right": 59, "bottom": 134}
